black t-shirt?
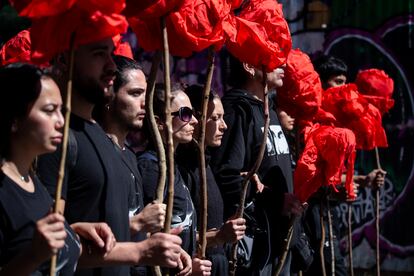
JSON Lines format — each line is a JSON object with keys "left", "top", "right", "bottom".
{"left": 137, "top": 150, "right": 197, "bottom": 255}
{"left": 0, "top": 173, "right": 80, "bottom": 275}
{"left": 177, "top": 145, "right": 226, "bottom": 258}
{"left": 176, "top": 145, "right": 224, "bottom": 231}
{"left": 37, "top": 114, "right": 131, "bottom": 276}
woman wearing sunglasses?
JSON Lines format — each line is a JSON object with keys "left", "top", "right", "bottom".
{"left": 176, "top": 85, "right": 246, "bottom": 276}
{"left": 137, "top": 83, "right": 212, "bottom": 275}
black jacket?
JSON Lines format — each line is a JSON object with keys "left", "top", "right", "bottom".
{"left": 210, "top": 88, "right": 295, "bottom": 254}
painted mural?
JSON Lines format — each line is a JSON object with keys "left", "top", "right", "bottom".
{"left": 281, "top": 0, "right": 414, "bottom": 272}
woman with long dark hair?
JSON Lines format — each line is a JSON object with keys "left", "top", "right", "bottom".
{"left": 0, "top": 63, "right": 118, "bottom": 275}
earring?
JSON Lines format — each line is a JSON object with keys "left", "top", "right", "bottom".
{"left": 105, "top": 104, "right": 110, "bottom": 111}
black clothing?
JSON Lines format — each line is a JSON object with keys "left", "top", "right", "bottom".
{"left": 303, "top": 199, "right": 347, "bottom": 276}
{"left": 210, "top": 88, "right": 296, "bottom": 272}
{"left": 115, "top": 144, "right": 148, "bottom": 276}
{"left": 0, "top": 173, "right": 80, "bottom": 275}
{"left": 211, "top": 89, "right": 293, "bottom": 219}
{"left": 177, "top": 146, "right": 224, "bottom": 235}
{"left": 177, "top": 145, "right": 228, "bottom": 275}
{"left": 137, "top": 150, "right": 197, "bottom": 256}
{"left": 37, "top": 114, "right": 131, "bottom": 276}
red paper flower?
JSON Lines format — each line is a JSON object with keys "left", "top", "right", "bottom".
{"left": 30, "top": 7, "right": 128, "bottom": 63}
{"left": 355, "top": 69, "right": 395, "bottom": 114}
{"left": 1, "top": 30, "right": 31, "bottom": 65}
{"left": 129, "top": 0, "right": 229, "bottom": 57}
{"left": 322, "top": 84, "right": 388, "bottom": 150}
{"left": 294, "top": 124, "right": 356, "bottom": 203}
{"left": 113, "top": 34, "right": 133, "bottom": 59}
{"left": 224, "top": 0, "right": 291, "bottom": 71}
{"left": 277, "top": 49, "right": 322, "bottom": 121}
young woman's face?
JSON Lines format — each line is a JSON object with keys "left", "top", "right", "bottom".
{"left": 13, "top": 77, "right": 64, "bottom": 155}
{"left": 170, "top": 91, "right": 198, "bottom": 145}
{"left": 277, "top": 109, "right": 295, "bottom": 131}
{"left": 205, "top": 98, "right": 227, "bottom": 147}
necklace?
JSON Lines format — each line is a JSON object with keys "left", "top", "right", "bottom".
{"left": 4, "top": 163, "right": 30, "bottom": 183}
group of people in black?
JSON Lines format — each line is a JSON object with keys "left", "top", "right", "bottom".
{"left": 0, "top": 33, "right": 386, "bottom": 276}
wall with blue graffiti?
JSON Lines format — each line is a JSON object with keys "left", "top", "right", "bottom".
{"left": 284, "top": 0, "right": 414, "bottom": 272}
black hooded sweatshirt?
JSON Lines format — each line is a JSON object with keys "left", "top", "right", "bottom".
{"left": 210, "top": 88, "right": 294, "bottom": 255}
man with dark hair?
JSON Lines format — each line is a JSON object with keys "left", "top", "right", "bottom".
{"left": 36, "top": 39, "right": 185, "bottom": 276}
{"left": 313, "top": 55, "right": 348, "bottom": 89}
{"left": 96, "top": 55, "right": 192, "bottom": 275}
{"left": 211, "top": 55, "right": 303, "bottom": 275}
{"left": 302, "top": 54, "right": 386, "bottom": 276}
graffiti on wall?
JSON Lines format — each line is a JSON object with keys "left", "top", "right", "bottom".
{"left": 280, "top": 0, "right": 414, "bottom": 271}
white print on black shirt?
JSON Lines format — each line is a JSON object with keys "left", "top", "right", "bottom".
{"left": 262, "top": 125, "right": 290, "bottom": 156}
{"left": 171, "top": 184, "right": 194, "bottom": 231}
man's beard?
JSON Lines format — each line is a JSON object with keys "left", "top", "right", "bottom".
{"left": 74, "top": 78, "right": 107, "bottom": 105}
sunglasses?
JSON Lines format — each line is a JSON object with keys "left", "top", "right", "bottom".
{"left": 171, "top": 106, "right": 194, "bottom": 122}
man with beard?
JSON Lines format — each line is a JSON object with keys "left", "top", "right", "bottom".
{"left": 95, "top": 55, "right": 192, "bottom": 275}
{"left": 37, "top": 38, "right": 187, "bottom": 276}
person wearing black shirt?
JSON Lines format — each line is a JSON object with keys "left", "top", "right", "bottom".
{"left": 210, "top": 55, "right": 304, "bottom": 275}
{"left": 36, "top": 38, "right": 186, "bottom": 276}
{"left": 95, "top": 55, "right": 191, "bottom": 276}
{"left": 177, "top": 84, "right": 246, "bottom": 276}
{"left": 137, "top": 84, "right": 212, "bottom": 275}
{"left": 0, "top": 63, "right": 119, "bottom": 275}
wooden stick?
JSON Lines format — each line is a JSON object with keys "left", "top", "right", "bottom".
{"left": 229, "top": 67, "right": 270, "bottom": 276}
{"left": 145, "top": 53, "right": 163, "bottom": 276}
{"left": 375, "top": 147, "right": 381, "bottom": 276}
{"left": 145, "top": 52, "right": 165, "bottom": 203}
{"left": 50, "top": 32, "right": 76, "bottom": 276}
{"left": 348, "top": 203, "right": 354, "bottom": 276}
{"left": 160, "top": 16, "right": 174, "bottom": 233}
{"left": 326, "top": 199, "right": 335, "bottom": 276}
{"left": 320, "top": 201, "right": 327, "bottom": 276}
{"left": 197, "top": 46, "right": 215, "bottom": 259}
{"left": 160, "top": 16, "right": 174, "bottom": 276}
{"left": 273, "top": 216, "right": 296, "bottom": 276}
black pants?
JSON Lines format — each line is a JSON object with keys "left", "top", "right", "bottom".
{"left": 303, "top": 202, "right": 347, "bottom": 276}
{"left": 208, "top": 252, "right": 229, "bottom": 276}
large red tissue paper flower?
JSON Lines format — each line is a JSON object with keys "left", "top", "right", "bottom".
{"left": 294, "top": 124, "right": 356, "bottom": 203}
{"left": 129, "top": 0, "right": 228, "bottom": 57}
{"left": 30, "top": 7, "right": 128, "bottom": 63}
{"left": 322, "top": 84, "right": 388, "bottom": 150}
{"left": 224, "top": 0, "right": 291, "bottom": 71}
{"left": 355, "top": 69, "right": 395, "bottom": 114}
{"left": 277, "top": 49, "right": 322, "bottom": 121}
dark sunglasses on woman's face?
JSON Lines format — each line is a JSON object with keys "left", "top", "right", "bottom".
{"left": 171, "top": 106, "right": 194, "bottom": 122}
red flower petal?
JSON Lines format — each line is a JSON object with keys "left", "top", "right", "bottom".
{"left": 30, "top": 7, "right": 128, "bottom": 63}
{"left": 277, "top": 49, "right": 322, "bottom": 122}
{"left": 322, "top": 84, "right": 388, "bottom": 150}
{"left": 294, "top": 125, "right": 356, "bottom": 203}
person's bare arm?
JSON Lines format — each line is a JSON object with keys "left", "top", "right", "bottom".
{"left": 78, "top": 232, "right": 182, "bottom": 268}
